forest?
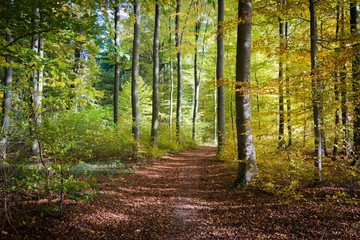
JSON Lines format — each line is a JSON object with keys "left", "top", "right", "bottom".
{"left": 0, "top": 0, "right": 359, "bottom": 238}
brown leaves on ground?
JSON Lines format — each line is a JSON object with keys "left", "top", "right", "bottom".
{"left": 2, "top": 147, "right": 360, "bottom": 239}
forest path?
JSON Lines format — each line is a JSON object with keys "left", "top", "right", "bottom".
{"left": 9, "top": 147, "right": 360, "bottom": 239}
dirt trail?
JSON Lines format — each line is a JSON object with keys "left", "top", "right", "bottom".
{"left": 5, "top": 147, "right": 360, "bottom": 239}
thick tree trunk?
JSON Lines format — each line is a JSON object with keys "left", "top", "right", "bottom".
{"left": 350, "top": 0, "right": 360, "bottom": 162}
{"left": 113, "top": 3, "right": 120, "bottom": 125}
{"left": 175, "top": 0, "right": 182, "bottom": 143}
{"left": 192, "top": 21, "right": 200, "bottom": 141}
{"left": 309, "top": 0, "right": 323, "bottom": 181}
{"left": 217, "top": 0, "right": 226, "bottom": 151}
{"left": 235, "top": 0, "right": 258, "bottom": 185}
{"left": 132, "top": 0, "right": 141, "bottom": 157}
{"left": 151, "top": 2, "right": 160, "bottom": 146}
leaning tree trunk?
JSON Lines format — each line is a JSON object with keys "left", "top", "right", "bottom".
{"left": 217, "top": 0, "right": 226, "bottom": 151}
{"left": 175, "top": 0, "right": 182, "bottom": 143}
{"left": 309, "top": 0, "right": 323, "bottom": 181}
{"left": 113, "top": 3, "right": 120, "bottom": 125}
{"left": 235, "top": 0, "right": 258, "bottom": 185}
{"left": 132, "top": 0, "right": 141, "bottom": 158}
{"left": 350, "top": 0, "right": 360, "bottom": 163}
{"left": 151, "top": 2, "right": 160, "bottom": 146}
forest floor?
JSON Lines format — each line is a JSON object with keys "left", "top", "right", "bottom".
{"left": 2, "top": 146, "right": 360, "bottom": 239}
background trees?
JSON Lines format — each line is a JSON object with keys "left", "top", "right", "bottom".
{"left": 0, "top": 0, "right": 359, "bottom": 211}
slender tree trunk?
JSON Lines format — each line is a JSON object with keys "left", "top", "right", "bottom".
{"left": 113, "top": 3, "right": 120, "bottom": 125}
{"left": 350, "top": 0, "right": 360, "bottom": 162}
{"left": 33, "top": 34, "right": 44, "bottom": 160}
{"left": 333, "top": 1, "right": 342, "bottom": 159}
{"left": 132, "top": 0, "right": 141, "bottom": 157}
{"left": 309, "top": 0, "right": 323, "bottom": 181}
{"left": 214, "top": 76, "right": 217, "bottom": 143}
{"left": 31, "top": 7, "right": 42, "bottom": 157}
{"left": 192, "top": 21, "right": 201, "bottom": 141}
{"left": 0, "top": 21, "right": 13, "bottom": 159}
{"left": 235, "top": 0, "right": 258, "bottom": 185}
{"left": 337, "top": 2, "right": 352, "bottom": 156}
{"left": 151, "top": 2, "right": 160, "bottom": 146}
{"left": 169, "top": 17, "right": 174, "bottom": 142}
{"left": 217, "top": 0, "right": 226, "bottom": 151}
{"left": 254, "top": 72, "right": 261, "bottom": 132}
{"left": 170, "top": 54, "right": 174, "bottom": 142}
{"left": 175, "top": 0, "right": 182, "bottom": 143}
{"left": 278, "top": 4, "right": 286, "bottom": 149}
{"left": 285, "top": 21, "right": 292, "bottom": 147}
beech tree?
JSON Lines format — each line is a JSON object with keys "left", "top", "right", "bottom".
{"left": 151, "top": 1, "right": 160, "bottom": 146}
{"left": 175, "top": 0, "right": 182, "bottom": 142}
{"left": 114, "top": 2, "right": 120, "bottom": 125}
{"left": 278, "top": 0, "right": 286, "bottom": 149}
{"left": 217, "top": 0, "right": 226, "bottom": 151}
{"left": 132, "top": 0, "right": 141, "bottom": 157}
{"left": 309, "top": 0, "right": 323, "bottom": 181}
{"left": 351, "top": 0, "right": 359, "bottom": 162}
{"left": 0, "top": 0, "right": 13, "bottom": 159}
{"left": 235, "top": 0, "right": 258, "bottom": 185}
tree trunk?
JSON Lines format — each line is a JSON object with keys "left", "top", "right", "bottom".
{"left": 132, "top": 0, "right": 141, "bottom": 157}
{"left": 0, "top": 20, "right": 13, "bottom": 159}
{"left": 151, "top": 2, "right": 160, "bottom": 146}
{"left": 175, "top": 0, "right": 182, "bottom": 143}
{"left": 333, "top": 0, "right": 342, "bottom": 159}
{"left": 168, "top": 16, "right": 174, "bottom": 142}
{"left": 31, "top": 7, "right": 42, "bottom": 158}
{"left": 350, "top": 0, "right": 360, "bottom": 162}
{"left": 235, "top": 0, "right": 258, "bottom": 185}
{"left": 309, "top": 0, "right": 323, "bottom": 181}
{"left": 217, "top": 0, "right": 226, "bottom": 151}
{"left": 113, "top": 3, "right": 120, "bottom": 125}
{"left": 214, "top": 76, "right": 217, "bottom": 143}
{"left": 285, "top": 21, "right": 292, "bottom": 147}
{"left": 192, "top": 21, "right": 201, "bottom": 141}
{"left": 278, "top": 4, "right": 286, "bottom": 149}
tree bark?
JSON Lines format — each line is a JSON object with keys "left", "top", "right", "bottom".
{"left": 0, "top": 18, "right": 13, "bottom": 159}
{"left": 350, "top": 0, "right": 360, "bottom": 162}
{"left": 309, "top": 0, "right": 323, "bottom": 181}
{"left": 175, "top": 0, "right": 182, "bottom": 143}
{"left": 235, "top": 0, "right": 258, "bottom": 185}
{"left": 217, "top": 0, "right": 226, "bottom": 151}
{"left": 333, "top": 0, "right": 343, "bottom": 159}
{"left": 192, "top": 20, "right": 201, "bottom": 141}
{"left": 285, "top": 21, "right": 292, "bottom": 147}
{"left": 31, "top": 7, "right": 43, "bottom": 158}
{"left": 113, "top": 3, "right": 120, "bottom": 125}
{"left": 132, "top": 0, "right": 141, "bottom": 157}
{"left": 151, "top": 2, "right": 160, "bottom": 146}
{"left": 278, "top": 3, "right": 286, "bottom": 149}
{"left": 168, "top": 16, "right": 174, "bottom": 142}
